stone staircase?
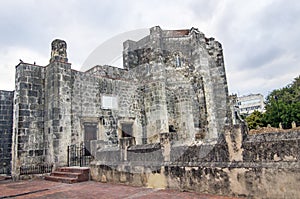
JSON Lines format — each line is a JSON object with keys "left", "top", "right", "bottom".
{"left": 45, "top": 167, "right": 90, "bottom": 183}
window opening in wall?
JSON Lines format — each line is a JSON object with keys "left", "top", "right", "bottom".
{"left": 169, "top": 125, "right": 176, "bottom": 132}
{"left": 121, "top": 123, "right": 133, "bottom": 138}
{"left": 169, "top": 125, "right": 176, "bottom": 133}
{"left": 175, "top": 54, "right": 181, "bottom": 67}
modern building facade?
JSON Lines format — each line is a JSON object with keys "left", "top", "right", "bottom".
{"left": 237, "top": 93, "right": 265, "bottom": 115}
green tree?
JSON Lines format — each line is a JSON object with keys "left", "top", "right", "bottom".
{"left": 245, "top": 110, "right": 265, "bottom": 130}
{"left": 263, "top": 75, "right": 300, "bottom": 128}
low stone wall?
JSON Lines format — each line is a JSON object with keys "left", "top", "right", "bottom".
{"left": 164, "top": 163, "right": 300, "bottom": 198}
{"left": 90, "top": 129, "right": 300, "bottom": 198}
{"left": 243, "top": 131, "right": 299, "bottom": 162}
{"left": 90, "top": 162, "right": 300, "bottom": 198}
{"left": 128, "top": 143, "right": 163, "bottom": 164}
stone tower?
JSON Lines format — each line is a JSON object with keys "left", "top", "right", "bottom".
{"left": 12, "top": 58, "right": 46, "bottom": 179}
{"left": 45, "top": 39, "right": 72, "bottom": 166}
{"left": 11, "top": 39, "right": 72, "bottom": 179}
{"left": 123, "top": 26, "right": 230, "bottom": 141}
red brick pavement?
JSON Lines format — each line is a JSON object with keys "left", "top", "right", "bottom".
{"left": 0, "top": 179, "right": 242, "bottom": 199}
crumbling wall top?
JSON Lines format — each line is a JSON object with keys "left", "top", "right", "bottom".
{"left": 50, "top": 39, "right": 68, "bottom": 63}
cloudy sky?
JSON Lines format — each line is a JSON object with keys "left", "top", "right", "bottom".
{"left": 0, "top": 0, "right": 299, "bottom": 97}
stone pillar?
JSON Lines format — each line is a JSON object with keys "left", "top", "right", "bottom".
{"left": 144, "top": 80, "right": 168, "bottom": 143}
{"left": 206, "top": 39, "right": 230, "bottom": 137}
{"left": 192, "top": 36, "right": 229, "bottom": 140}
{"left": 160, "top": 132, "right": 170, "bottom": 162}
{"left": 50, "top": 39, "right": 68, "bottom": 63}
{"left": 174, "top": 87, "right": 195, "bottom": 143}
{"left": 150, "top": 26, "right": 162, "bottom": 49}
{"left": 224, "top": 125, "right": 244, "bottom": 161}
{"left": 45, "top": 39, "right": 72, "bottom": 167}
{"left": 292, "top": 121, "right": 297, "bottom": 128}
{"left": 123, "top": 40, "right": 137, "bottom": 70}
{"left": 119, "top": 137, "right": 136, "bottom": 161}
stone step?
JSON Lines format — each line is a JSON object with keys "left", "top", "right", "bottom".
{"left": 0, "top": 176, "right": 11, "bottom": 181}
{"left": 57, "top": 167, "right": 90, "bottom": 174}
{"left": 45, "top": 175, "right": 78, "bottom": 184}
{"left": 45, "top": 167, "right": 90, "bottom": 183}
{"left": 51, "top": 171, "right": 82, "bottom": 178}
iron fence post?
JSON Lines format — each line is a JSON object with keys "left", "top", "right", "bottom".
{"left": 80, "top": 144, "right": 82, "bottom": 167}
{"left": 67, "top": 145, "right": 70, "bottom": 167}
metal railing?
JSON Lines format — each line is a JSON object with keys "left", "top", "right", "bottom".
{"left": 0, "top": 166, "right": 10, "bottom": 175}
{"left": 67, "top": 144, "right": 93, "bottom": 167}
{"left": 20, "top": 164, "right": 53, "bottom": 175}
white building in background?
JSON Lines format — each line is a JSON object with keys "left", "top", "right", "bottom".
{"left": 237, "top": 93, "right": 265, "bottom": 115}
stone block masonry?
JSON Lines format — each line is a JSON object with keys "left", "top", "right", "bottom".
{"left": 7, "top": 26, "right": 232, "bottom": 179}
{"left": 91, "top": 128, "right": 300, "bottom": 198}
{"left": 44, "top": 60, "right": 72, "bottom": 167}
{"left": 0, "top": 90, "right": 14, "bottom": 174}
{"left": 11, "top": 63, "right": 45, "bottom": 178}
{"left": 1, "top": 26, "right": 298, "bottom": 198}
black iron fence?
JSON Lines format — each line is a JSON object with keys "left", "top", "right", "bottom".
{"left": 20, "top": 164, "right": 53, "bottom": 175}
{"left": 0, "top": 166, "right": 10, "bottom": 175}
{"left": 67, "top": 144, "right": 93, "bottom": 167}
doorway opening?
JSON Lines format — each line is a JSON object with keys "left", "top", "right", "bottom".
{"left": 83, "top": 123, "right": 97, "bottom": 155}
{"left": 121, "top": 123, "right": 133, "bottom": 138}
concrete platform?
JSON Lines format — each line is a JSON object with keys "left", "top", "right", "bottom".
{"left": 0, "top": 179, "right": 242, "bottom": 199}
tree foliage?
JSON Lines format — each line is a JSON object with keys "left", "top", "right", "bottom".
{"left": 245, "top": 110, "right": 264, "bottom": 129}
{"left": 246, "top": 75, "right": 300, "bottom": 129}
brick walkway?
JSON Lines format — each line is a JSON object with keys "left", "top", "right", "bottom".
{"left": 0, "top": 179, "right": 241, "bottom": 199}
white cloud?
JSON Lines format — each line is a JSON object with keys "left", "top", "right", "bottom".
{"left": 0, "top": 46, "right": 48, "bottom": 90}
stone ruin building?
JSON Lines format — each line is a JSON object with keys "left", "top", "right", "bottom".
{"left": 0, "top": 26, "right": 299, "bottom": 198}
{"left": 10, "top": 26, "right": 230, "bottom": 171}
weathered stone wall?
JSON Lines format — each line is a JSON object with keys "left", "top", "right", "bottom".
{"left": 11, "top": 63, "right": 45, "bottom": 177}
{"left": 44, "top": 60, "right": 72, "bottom": 166}
{"left": 10, "top": 27, "right": 231, "bottom": 172}
{"left": 127, "top": 143, "right": 163, "bottom": 164}
{"left": 164, "top": 164, "right": 300, "bottom": 198}
{"left": 205, "top": 38, "right": 230, "bottom": 137}
{"left": 0, "top": 90, "right": 14, "bottom": 174}
{"left": 91, "top": 163, "right": 299, "bottom": 198}
{"left": 70, "top": 70, "right": 102, "bottom": 145}
{"left": 10, "top": 27, "right": 241, "bottom": 185}
{"left": 91, "top": 130, "right": 300, "bottom": 198}
{"left": 12, "top": 55, "right": 73, "bottom": 175}
{"left": 10, "top": 42, "right": 73, "bottom": 176}
{"left": 70, "top": 67, "right": 143, "bottom": 147}
{"left": 243, "top": 131, "right": 299, "bottom": 162}
{"left": 6, "top": 26, "right": 299, "bottom": 198}
{"left": 14, "top": 63, "right": 45, "bottom": 163}
{"left": 123, "top": 26, "right": 230, "bottom": 142}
